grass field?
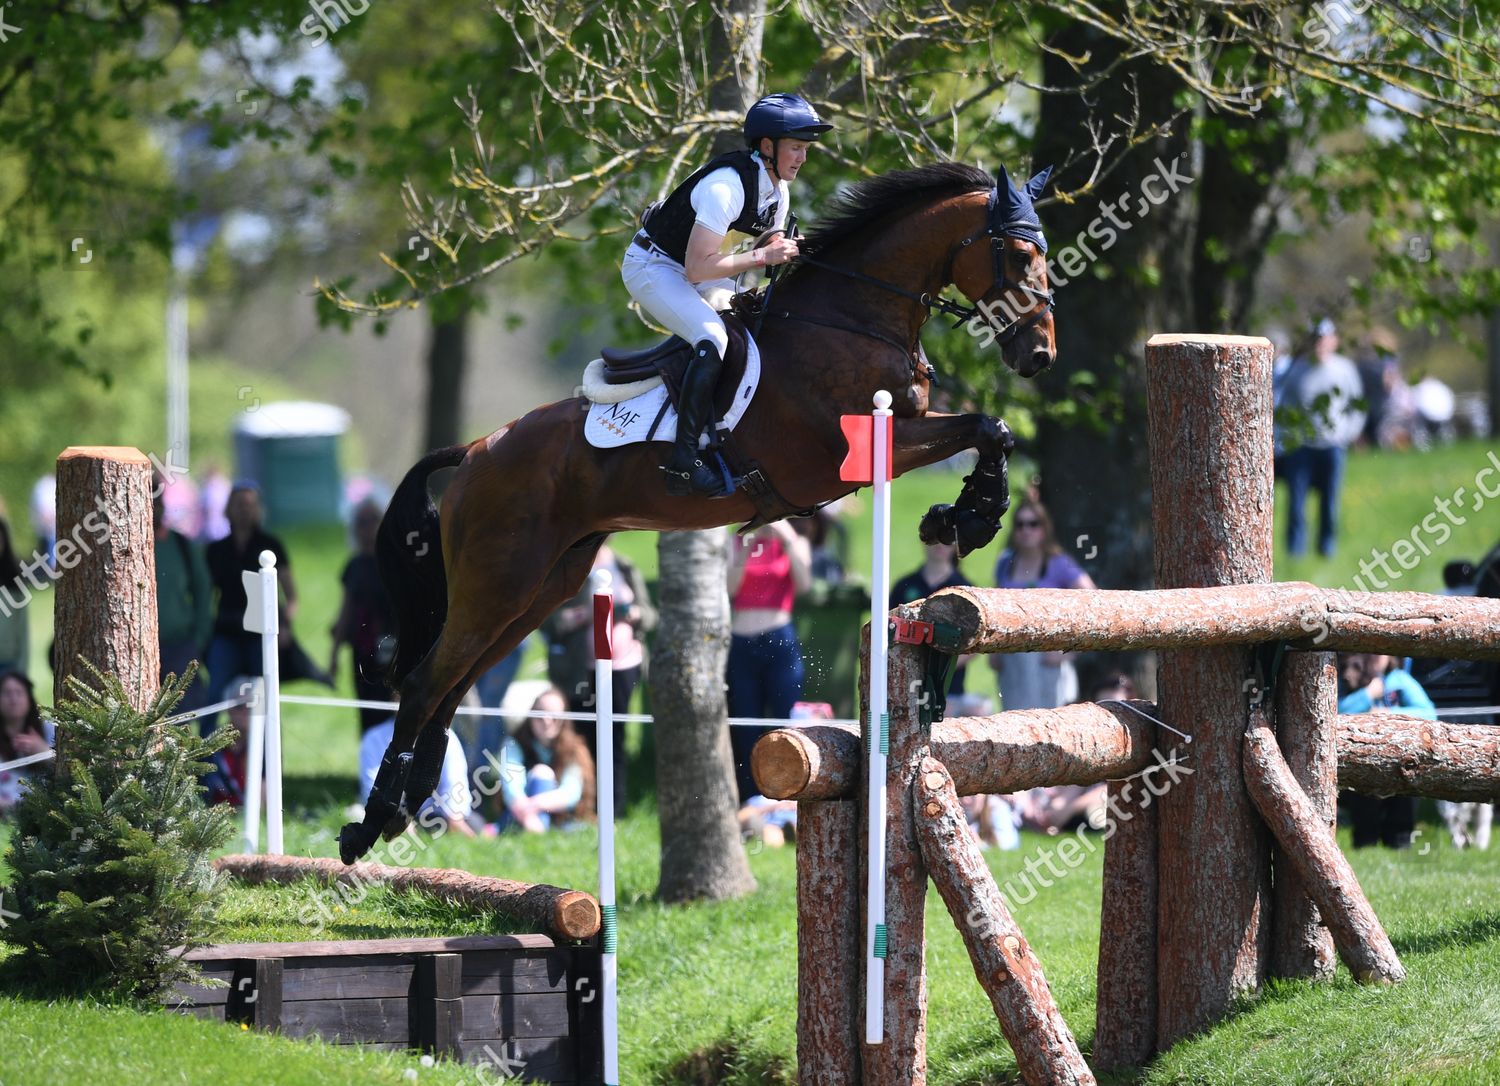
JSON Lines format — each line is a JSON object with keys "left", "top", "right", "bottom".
{"left": 2, "top": 438, "right": 1499, "bottom": 1085}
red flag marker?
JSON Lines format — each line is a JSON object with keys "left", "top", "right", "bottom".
{"left": 839, "top": 413, "right": 894, "bottom": 483}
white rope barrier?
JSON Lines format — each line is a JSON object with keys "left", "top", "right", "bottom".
{"left": 276, "top": 692, "right": 856, "bottom": 728}
{"left": 161, "top": 693, "right": 253, "bottom": 727}
{"left": 0, "top": 749, "right": 56, "bottom": 774}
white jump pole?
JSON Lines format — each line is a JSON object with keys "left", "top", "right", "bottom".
{"left": 591, "top": 568, "right": 620, "bottom": 1086}
{"left": 245, "top": 550, "right": 283, "bottom": 854}
{"left": 241, "top": 677, "right": 266, "bottom": 854}
{"left": 865, "top": 389, "right": 894, "bottom": 1044}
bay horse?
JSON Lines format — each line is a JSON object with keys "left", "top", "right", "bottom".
{"left": 339, "top": 161, "right": 1057, "bottom": 864}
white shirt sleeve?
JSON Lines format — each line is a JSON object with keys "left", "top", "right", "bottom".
{"left": 689, "top": 167, "right": 746, "bottom": 238}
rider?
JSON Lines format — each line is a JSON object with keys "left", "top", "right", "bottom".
{"left": 622, "top": 92, "right": 832, "bottom": 497}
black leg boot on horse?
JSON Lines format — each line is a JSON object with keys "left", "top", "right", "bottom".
{"left": 920, "top": 417, "right": 1017, "bottom": 556}
{"left": 338, "top": 721, "right": 452, "bottom": 863}
{"left": 660, "top": 340, "right": 732, "bottom": 499}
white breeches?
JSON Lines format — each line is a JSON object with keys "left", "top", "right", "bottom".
{"left": 621, "top": 244, "right": 735, "bottom": 356}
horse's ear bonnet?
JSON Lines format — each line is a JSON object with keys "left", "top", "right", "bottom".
{"left": 994, "top": 165, "right": 1053, "bottom": 254}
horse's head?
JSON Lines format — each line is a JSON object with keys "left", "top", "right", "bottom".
{"left": 951, "top": 166, "right": 1057, "bottom": 379}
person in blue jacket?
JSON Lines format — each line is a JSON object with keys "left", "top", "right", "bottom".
{"left": 1338, "top": 652, "right": 1435, "bottom": 849}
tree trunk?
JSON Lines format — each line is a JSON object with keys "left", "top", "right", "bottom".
{"left": 1271, "top": 652, "right": 1338, "bottom": 981}
{"left": 54, "top": 447, "right": 159, "bottom": 716}
{"left": 645, "top": 0, "right": 765, "bottom": 908}
{"left": 1031, "top": 25, "right": 1191, "bottom": 604}
{"left": 423, "top": 306, "right": 469, "bottom": 452}
{"left": 1488, "top": 307, "right": 1500, "bottom": 441}
{"left": 1148, "top": 335, "right": 1275, "bottom": 1050}
{"left": 651, "top": 528, "right": 755, "bottom": 903}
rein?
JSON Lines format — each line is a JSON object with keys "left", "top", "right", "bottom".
{"left": 773, "top": 186, "right": 1057, "bottom": 346}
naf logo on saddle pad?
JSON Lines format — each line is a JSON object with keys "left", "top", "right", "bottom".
{"left": 582, "top": 337, "right": 761, "bottom": 448}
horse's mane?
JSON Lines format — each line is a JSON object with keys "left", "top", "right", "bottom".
{"left": 797, "top": 162, "right": 995, "bottom": 258}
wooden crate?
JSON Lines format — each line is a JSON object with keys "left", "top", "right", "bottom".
{"left": 168, "top": 933, "right": 603, "bottom": 1084}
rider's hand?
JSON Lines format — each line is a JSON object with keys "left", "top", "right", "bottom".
{"left": 759, "top": 235, "right": 800, "bottom": 267}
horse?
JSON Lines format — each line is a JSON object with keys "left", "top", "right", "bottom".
{"left": 338, "top": 160, "right": 1057, "bottom": 864}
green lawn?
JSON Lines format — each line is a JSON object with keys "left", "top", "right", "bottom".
{"left": 3, "top": 439, "right": 1499, "bottom": 1085}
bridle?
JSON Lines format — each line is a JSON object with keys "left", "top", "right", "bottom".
{"left": 779, "top": 186, "right": 1057, "bottom": 348}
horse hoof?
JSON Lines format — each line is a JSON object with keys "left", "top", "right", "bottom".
{"left": 338, "top": 823, "right": 367, "bottom": 866}
{"left": 954, "top": 510, "right": 998, "bottom": 558}
{"left": 919, "top": 504, "right": 958, "bottom": 546}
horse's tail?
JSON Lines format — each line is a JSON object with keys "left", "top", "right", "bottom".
{"left": 376, "top": 443, "right": 470, "bottom": 688}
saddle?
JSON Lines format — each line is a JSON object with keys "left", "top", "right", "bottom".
{"left": 596, "top": 311, "right": 812, "bottom": 528}
{"left": 600, "top": 310, "right": 753, "bottom": 397}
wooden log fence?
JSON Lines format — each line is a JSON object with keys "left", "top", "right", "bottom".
{"left": 216, "top": 854, "right": 602, "bottom": 943}
{"left": 755, "top": 712, "right": 1500, "bottom": 805}
{"left": 770, "top": 333, "right": 1500, "bottom": 1086}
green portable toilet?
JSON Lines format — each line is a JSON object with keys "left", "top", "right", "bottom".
{"left": 233, "top": 401, "right": 350, "bottom": 528}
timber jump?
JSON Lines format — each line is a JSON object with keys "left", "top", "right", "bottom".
{"left": 168, "top": 856, "right": 606, "bottom": 1081}
{"left": 753, "top": 334, "right": 1500, "bottom": 1085}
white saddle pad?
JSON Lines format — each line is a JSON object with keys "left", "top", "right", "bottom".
{"left": 582, "top": 337, "right": 761, "bottom": 449}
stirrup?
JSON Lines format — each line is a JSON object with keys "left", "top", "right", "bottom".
{"left": 661, "top": 458, "right": 732, "bottom": 499}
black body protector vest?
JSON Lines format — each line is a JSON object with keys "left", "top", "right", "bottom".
{"left": 640, "top": 149, "right": 780, "bottom": 265}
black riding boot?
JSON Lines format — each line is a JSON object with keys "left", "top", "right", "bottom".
{"left": 661, "top": 340, "right": 731, "bottom": 498}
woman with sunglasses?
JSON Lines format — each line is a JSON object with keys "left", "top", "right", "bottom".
{"left": 990, "top": 498, "right": 1096, "bottom": 710}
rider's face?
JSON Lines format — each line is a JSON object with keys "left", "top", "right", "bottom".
{"left": 764, "top": 138, "right": 811, "bottom": 181}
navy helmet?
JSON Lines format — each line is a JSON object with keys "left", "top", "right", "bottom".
{"left": 744, "top": 93, "right": 833, "bottom": 146}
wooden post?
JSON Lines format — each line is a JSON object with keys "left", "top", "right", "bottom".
{"left": 1271, "top": 652, "right": 1337, "bottom": 981}
{"left": 1092, "top": 767, "right": 1159, "bottom": 1072}
{"left": 797, "top": 799, "right": 862, "bottom": 1085}
{"left": 859, "top": 627, "right": 929, "bottom": 1085}
{"left": 1146, "top": 334, "right": 1275, "bottom": 1049}
{"left": 1243, "top": 721, "right": 1405, "bottom": 984}
{"left": 53, "top": 447, "right": 159, "bottom": 711}
{"left": 414, "top": 952, "right": 463, "bottom": 1058}
{"left": 229, "top": 957, "right": 283, "bottom": 1032}
{"left": 913, "top": 758, "right": 1096, "bottom": 1086}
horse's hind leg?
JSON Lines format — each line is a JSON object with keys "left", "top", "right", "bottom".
{"left": 390, "top": 533, "right": 608, "bottom": 836}
{"left": 338, "top": 533, "right": 607, "bottom": 863}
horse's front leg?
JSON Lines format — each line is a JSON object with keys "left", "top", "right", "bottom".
{"left": 892, "top": 413, "right": 1015, "bottom": 558}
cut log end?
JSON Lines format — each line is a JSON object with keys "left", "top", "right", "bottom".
{"left": 750, "top": 729, "right": 816, "bottom": 800}
{"left": 554, "top": 891, "right": 604, "bottom": 942}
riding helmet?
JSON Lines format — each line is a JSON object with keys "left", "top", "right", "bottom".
{"left": 743, "top": 93, "right": 833, "bottom": 146}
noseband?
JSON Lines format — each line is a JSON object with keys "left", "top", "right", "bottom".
{"left": 784, "top": 186, "right": 1055, "bottom": 347}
